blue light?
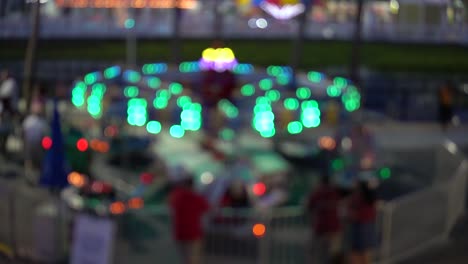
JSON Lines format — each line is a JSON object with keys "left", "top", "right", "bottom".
{"left": 125, "top": 18, "right": 135, "bottom": 29}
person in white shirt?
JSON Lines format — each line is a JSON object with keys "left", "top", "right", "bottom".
{"left": 0, "top": 70, "right": 18, "bottom": 116}
{"left": 23, "top": 102, "right": 48, "bottom": 178}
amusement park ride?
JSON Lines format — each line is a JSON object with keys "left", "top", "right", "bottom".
{"left": 61, "top": 46, "right": 383, "bottom": 215}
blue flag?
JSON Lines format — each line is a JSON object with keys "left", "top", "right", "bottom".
{"left": 40, "top": 100, "right": 70, "bottom": 189}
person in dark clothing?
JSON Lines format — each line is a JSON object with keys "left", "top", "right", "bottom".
{"left": 348, "top": 181, "right": 377, "bottom": 264}
{"left": 438, "top": 82, "right": 455, "bottom": 131}
{"left": 308, "top": 176, "right": 343, "bottom": 264}
{"left": 221, "top": 180, "right": 250, "bottom": 208}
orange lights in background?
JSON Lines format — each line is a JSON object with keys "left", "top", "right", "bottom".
{"left": 128, "top": 197, "right": 144, "bottom": 209}
{"left": 252, "top": 223, "right": 266, "bottom": 238}
{"left": 90, "top": 139, "right": 110, "bottom": 153}
{"left": 68, "top": 172, "right": 87, "bottom": 188}
{"left": 110, "top": 201, "right": 126, "bottom": 215}
{"left": 318, "top": 136, "right": 336, "bottom": 150}
{"left": 55, "top": 0, "right": 197, "bottom": 9}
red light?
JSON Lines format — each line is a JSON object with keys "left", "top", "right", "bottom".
{"left": 252, "top": 223, "right": 266, "bottom": 238}
{"left": 42, "top": 137, "right": 53, "bottom": 150}
{"left": 91, "top": 182, "right": 104, "bottom": 193}
{"left": 252, "top": 182, "right": 266, "bottom": 196}
{"left": 104, "top": 126, "right": 118, "bottom": 137}
{"left": 76, "top": 138, "right": 88, "bottom": 152}
{"left": 140, "top": 173, "right": 154, "bottom": 185}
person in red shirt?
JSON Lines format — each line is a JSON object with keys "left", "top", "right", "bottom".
{"left": 307, "top": 175, "right": 342, "bottom": 264}
{"left": 348, "top": 180, "right": 377, "bottom": 264}
{"left": 168, "top": 165, "right": 210, "bottom": 264}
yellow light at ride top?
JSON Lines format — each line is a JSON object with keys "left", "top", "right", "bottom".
{"left": 202, "top": 48, "right": 236, "bottom": 62}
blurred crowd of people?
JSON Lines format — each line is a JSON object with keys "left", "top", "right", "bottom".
{"left": 165, "top": 160, "right": 377, "bottom": 264}
{"left": 0, "top": 69, "right": 49, "bottom": 182}
{"left": 307, "top": 176, "right": 378, "bottom": 264}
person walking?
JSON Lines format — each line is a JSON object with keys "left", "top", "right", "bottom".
{"left": 22, "top": 101, "right": 47, "bottom": 184}
{"left": 168, "top": 165, "right": 210, "bottom": 264}
{"left": 307, "top": 175, "right": 343, "bottom": 264}
{"left": 0, "top": 70, "right": 18, "bottom": 117}
{"left": 348, "top": 180, "right": 377, "bottom": 264}
{"left": 438, "top": 82, "right": 455, "bottom": 131}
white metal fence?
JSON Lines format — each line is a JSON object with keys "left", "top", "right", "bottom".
{"left": 377, "top": 141, "right": 468, "bottom": 264}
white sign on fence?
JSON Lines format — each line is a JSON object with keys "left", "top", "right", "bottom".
{"left": 70, "top": 214, "right": 115, "bottom": 264}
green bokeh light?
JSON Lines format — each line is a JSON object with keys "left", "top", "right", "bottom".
{"left": 327, "top": 85, "right": 341, "bottom": 97}
{"left": 276, "top": 74, "right": 289, "bottom": 86}
{"left": 220, "top": 128, "right": 235, "bottom": 141}
{"left": 104, "top": 66, "right": 120, "bottom": 79}
{"left": 332, "top": 159, "right": 344, "bottom": 171}
{"left": 296, "top": 87, "right": 311, "bottom": 100}
{"left": 146, "top": 121, "right": 162, "bottom": 134}
{"left": 241, "top": 84, "right": 255, "bottom": 96}
{"left": 259, "top": 79, "right": 273, "bottom": 90}
{"left": 177, "top": 96, "right": 192, "bottom": 108}
{"left": 266, "top": 90, "right": 280, "bottom": 102}
{"left": 148, "top": 77, "right": 161, "bottom": 89}
{"left": 301, "top": 107, "right": 321, "bottom": 128}
{"left": 287, "top": 121, "right": 303, "bottom": 134}
{"left": 84, "top": 73, "right": 98, "bottom": 85}
{"left": 333, "top": 77, "right": 347, "bottom": 88}
{"left": 379, "top": 167, "right": 391, "bottom": 179}
{"left": 124, "top": 86, "right": 139, "bottom": 98}
{"left": 72, "top": 96, "right": 84, "bottom": 107}
{"left": 308, "top": 71, "right": 322, "bottom": 83}
{"left": 301, "top": 100, "right": 319, "bottom": 110}
{"left": 153, "top": 97, "right": 168, "bottom": 109}
{"left": 256, "top": 96, "right": 270, "bottom": 105}
{"left": 260, "top": 128, "right": 276, "bottom": 138}
{"left": 126, "top": 71, "right": 141, "bottom": 83}
{"left": 169, "top": 83, "right": 183, "bottom": 95}
{"left": 170, "top": 125, "right": 185, "bottom": 138}
{"left": 127, "top": 98, "right": 147, "bottom": 126}
{"left": 284, "top": 98, "right": 299, "bottom": 110}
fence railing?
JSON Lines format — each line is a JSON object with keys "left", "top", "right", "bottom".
{"left": 377, "top": 140, "right": 468, "bottom": 264}
{"left": 0, "top": 140, "right": 466, "bottom": 263}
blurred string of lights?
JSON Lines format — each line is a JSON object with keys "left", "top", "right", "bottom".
{"left": 104, "top": 65, "right": 121, "bottom": 79}
{"left": 84, "top": 71, "right": 101, "bottom": 85}
{"left": 180, "top": 102, "right": 202, "bottom": 131}
{"left": 66, "top": 171, "right": 147, "bottom": 215}
{"left": 71, "top": 81, "right": 87, "bottom": 107}
{"left": 301, "top": 100, "right": 321, "bottom": 128}
{"left": 87, "top": 83, "right": 107, "bottom": 118}
{"left": 218, "top": 99, "right": 239, "bottom": 119}
{"left": 179, "top": 61, "right": 200, "bottom": 73}
{"left": 252, "top": 97, "right": 275, "bottom": 137}
{"left": 127, "top": 98, "right": 147, "bottom": 126}
{"left": 72, "top": 59, "right": 360, "bottom": 138}
{"left": 123, "top": 70, "right": 142, "bottom": 83}
{"left": 142, "top": 63, "right": 168, "bottom": 75}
